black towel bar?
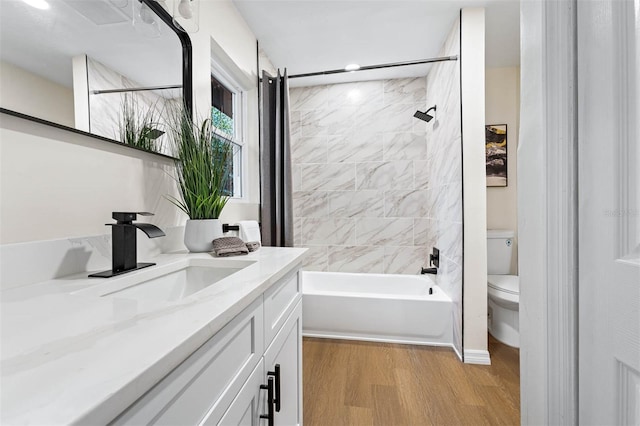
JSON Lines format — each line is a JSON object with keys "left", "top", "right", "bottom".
{"left": 222, "top": 224, "right": 240, "bottom": 233}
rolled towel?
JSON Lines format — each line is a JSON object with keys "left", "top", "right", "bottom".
{"left": 238, "top": 220, "right": 261, "bottom": 243}
{"left": 212, "top": 236, "right": 248, "bottom": 257}
{"left": 246, "top": 241, "right": 261, "bottom": 252}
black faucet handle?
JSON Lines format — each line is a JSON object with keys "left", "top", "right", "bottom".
{"left": 112, "top": 212, "right": 155, "bottom": 223}
{"left": 429, "top": 247, "right": 440, "bottom": 268}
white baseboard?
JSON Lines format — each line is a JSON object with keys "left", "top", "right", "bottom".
{"left": 452, "top": 344, "right": 463, "bottom": 362}
{"left": 464, "top": 349, "right": 492, "bottom": 365}
{"left": 302, "top": 332, "right": 453, "bottom": 349}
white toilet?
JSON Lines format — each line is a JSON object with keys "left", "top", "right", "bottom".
{"left": 487, "top": 229, "right": 519, "bottom": 348}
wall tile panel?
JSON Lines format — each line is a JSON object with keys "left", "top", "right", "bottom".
{"left": 327, "top": 245, "right": 385, "bottom": 273}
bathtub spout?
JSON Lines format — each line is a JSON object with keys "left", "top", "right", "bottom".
{"left": 421, "top": 267, "right": 437, "bottom": 275}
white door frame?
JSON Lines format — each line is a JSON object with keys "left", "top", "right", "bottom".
{"left": 518, "top": 0, "right": 578, "bottom": 424}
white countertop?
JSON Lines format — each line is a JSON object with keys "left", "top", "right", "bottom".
{"left": 0, "top": 247, "right": 307, "bottom": 425}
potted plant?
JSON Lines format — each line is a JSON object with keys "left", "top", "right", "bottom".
{"left": 167, "top": 110, "right": 233, "bottom": 252}
{"left": 118, "top": 94, "right": 165, "bottom": 153}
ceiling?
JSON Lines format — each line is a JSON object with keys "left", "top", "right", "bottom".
{"left": 233, "top": 0, "right": 520, "bottom": 87}
{"left": 0, "top": 0, "right": 182, "bottom": 89}
{"left": 0, "top": 0, "right": 519, "bottom": 91}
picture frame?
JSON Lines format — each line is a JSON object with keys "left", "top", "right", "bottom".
{"left": 485, "top": 124, "right": 508, "bottom": 187}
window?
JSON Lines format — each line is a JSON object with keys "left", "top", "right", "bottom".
{"left": 211, "top": 74, "right": 243, "bottom": 198}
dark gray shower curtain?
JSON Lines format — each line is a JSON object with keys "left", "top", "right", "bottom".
{"left": 260, "top": 70, "right": 293, "bottom": 247}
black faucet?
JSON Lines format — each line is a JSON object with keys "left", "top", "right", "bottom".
{"left": 421, "top": 267, "right": 438, "bottom": 275}
{"left": 89, "top": 212, "right": 165, "bottom": 278}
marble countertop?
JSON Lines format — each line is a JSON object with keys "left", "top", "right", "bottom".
{"left": 0, "top": 247, "right": 307, "bottom": 425}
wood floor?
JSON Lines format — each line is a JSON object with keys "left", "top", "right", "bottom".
{"left": 303, "top": 336, "right": 520, "bottom": 426}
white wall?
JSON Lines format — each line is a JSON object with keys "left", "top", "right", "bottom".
{"left": 72, "top": 55, "right": 90, "bottom": 132}
{"left": 485, "top": 67, "right": 520, "bottom": 273}
{"left": 518, "top": 2, "right": 548, "bottom": 420}
{"left": 258, "top": 48, "right": 277, "bottom": 75}
{"left": 461, "top": 8, "right": 489, "bottom": 361}
{"left": 0, "top": 114, "right": 181, "bottom": 244}
{"left": 0, "top": 61, "right": 74, "bottom": 128}
{"left": 187, "top": 0, "right": 261, "bottom": 222}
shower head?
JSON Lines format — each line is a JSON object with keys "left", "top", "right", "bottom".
{"left": 414, "top": 105, "right": 437, "bottom": 122}
{"left": 413, "top": 110, "right": 433, "bottom": 122}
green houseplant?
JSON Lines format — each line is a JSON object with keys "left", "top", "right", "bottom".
{"left": 118, "top": 94, "right": 165, "bottom": 153}
{"left": 167, "top": 110, "right": 233, "bottom": 252}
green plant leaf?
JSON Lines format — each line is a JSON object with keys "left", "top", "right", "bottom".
{"left": 117, "top": 94, "right": 165, "bottom": 153}
{"left": 165, "top": 107, "right": 233, "bottom": 220}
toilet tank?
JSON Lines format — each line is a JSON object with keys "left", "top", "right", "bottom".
{"left": 487, "top": 229, "right": 515, "bottom": 275}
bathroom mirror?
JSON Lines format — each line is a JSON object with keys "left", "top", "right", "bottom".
{"left": 0, "top": 0, "right": 192, "bottom": 158}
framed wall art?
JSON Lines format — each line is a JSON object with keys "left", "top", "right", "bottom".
{"left": 485, "top": 124, "right": 508, "bottom": 187}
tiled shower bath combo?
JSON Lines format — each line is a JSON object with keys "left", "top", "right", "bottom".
{"left": 291, "top": 19, "right": 463, "bottom": 355}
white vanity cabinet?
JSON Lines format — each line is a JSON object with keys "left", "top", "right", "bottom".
{"left": 111, "top": 269, "right": 302, "bottom": 426}
{"left": 215, "top": 300, "right": 302, "bottom": 426}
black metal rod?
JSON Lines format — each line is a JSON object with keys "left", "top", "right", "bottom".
{"left": 222, "top": 224, "right": 240, "bottom": 233}
{"left": 287, "top": 55, "right": 458, "bottom": 79}
{"left": 268, "top": 365, "right": 281, "bottom": 412}
{"left": 91, "top": 85, "right": 183, "bottom": 95}
{"left": 260, "top": 377, "right": 274, "bottom": 426}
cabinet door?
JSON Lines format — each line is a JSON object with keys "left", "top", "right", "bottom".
{"left": 111, "top": 298, "right": 264, "bottom": 425}
{"left": 264, "top": 300, "right": 302, "bottom": 426}
{"left": 211, "top": 361, "right": 265, "bottom": 426}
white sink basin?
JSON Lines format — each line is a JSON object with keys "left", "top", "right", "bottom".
{"left": 78, "top": 258, "right": 255, "bottom": 302}
{"left": 103, "top": 265, "right": 242, "bottom": 302}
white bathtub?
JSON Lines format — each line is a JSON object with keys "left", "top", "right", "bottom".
{"left": 302, "top": 271, "right": 453, "bottom": 347}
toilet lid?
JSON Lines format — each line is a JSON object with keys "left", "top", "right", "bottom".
{"left": 487, "top": 275, "right": 519, "bottom": 295}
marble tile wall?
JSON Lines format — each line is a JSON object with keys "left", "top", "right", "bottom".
{"left": 290, "top": 76, "right": 432, "bottom": 275}
{"left": 424, "top": 18, "right": 463, "bottom": 356}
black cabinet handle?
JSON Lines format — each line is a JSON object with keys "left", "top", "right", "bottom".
{"left": 260, "top": 377, "right": 274, "bottom": 426}
{"left": 267, "top": 364, "right": 281, "bottom": 412}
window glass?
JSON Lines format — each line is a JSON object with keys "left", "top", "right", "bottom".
{"left": 211, "top": 73, "right": 243, "bottom": 198}
{"left": 211, "top": 75, "right": 234, "bottom": 137}
{"left": 211, "top": 135, "right": 238, "bottom": 197}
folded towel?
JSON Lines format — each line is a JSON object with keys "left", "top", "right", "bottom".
{"left": 212, "top": 237, "right": 248, "bottom": 257}
{"left": 246, "top": 241, "right": 261, "bottom": 252}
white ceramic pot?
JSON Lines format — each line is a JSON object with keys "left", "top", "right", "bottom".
{"left": 184, "top": 219, "right": 223, "bottom": 252}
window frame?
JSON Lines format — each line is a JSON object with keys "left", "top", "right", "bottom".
{"left": 210, "top": 64, "right": 247, "bottom": 200}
